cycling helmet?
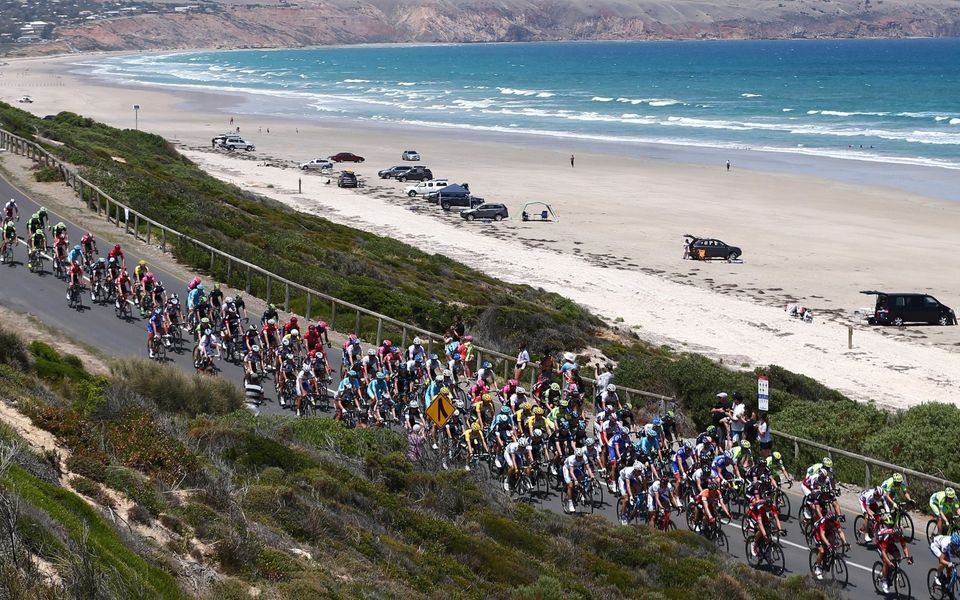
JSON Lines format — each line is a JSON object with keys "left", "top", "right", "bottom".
{"left": 651, "top": 415, "right": 662, "bottom": 426}
{"left": 97, "top": 257, "right": 105, "bottom": 264}
{"left": 883, "top": 514, "right": 896, "bottom": 527}
{"left": 269, "top": 303, "right": 276, "bottom": 310}
{"left": 518, "top": 436, "right": 530, "bottom": 447}
{"left": 201, "top": 318, "right": 210, "bottom": 325}
{"left": 137, "top": 259, "right": 146, "bottom": 267}
{"left": 391, "top": 346, "right": 399, "bottom": 353}
{"left": 284, "top": 353, "right": 294, "bottom": 361}
{"left": 584, "top": 437, "right": 595, "bottom": 447}
{"left": 644, "top": 424, "right": 654, "bottom": 436}
{"left": 435, "top": 375, "right": 443, "bottom": 382}
{"left": 606, "top": 383, "right": 616, "bottom": 392}
{"left": 892, "top": 473, "right": 904, "bottom": 484}
{"left": 318, "top": 320, "right": 327, "bottom": 329}
{"left": 282, "top": 339, "right": 291, "bottom": 347}
{"left": 453, "top": 399, "right": 464, "bottom": 410}
{"left": 952, "top": 533, "right": 960, "bottom": 546}
{"left": 301, "top": 364, "right": 311, "bottom": 373}
{"left": 409, "top": 399, "right": 420, "bottom": 408}
{"left": 414, "top": 356, "right": 423, "bottom": 364}
{"left": 723, "top": 450, "right": 733, "bottom": 459}
{"left": 772, "top": 451, "right": 782, "bottom": 461}
{"left": 822, "top": 457, "right": 834, "bottom": 469}
{"left": 550, "top": 382, "right": 561, "bottom": 392}
{"left": 682, "top": 440, "right": 692, "bottom": 449}
{"left": 203, "top": 328, "right": 211, "bottom": 336}
{"left": 471, "top": 422, "right": 482, "bottom": 432}
{"left": 707, "top": 482, "right": 719, "bottom": 491}
{"left": 73, "top": 244, "right": 81, "bottom": 251}
{"left": 947, "top": 488, "right": 957, "bottom": 499}
{"left": 382, "top": 339, "right": 391, "bottom": 347}
{"left": 376, "top": 372, "right": 385, "bottom": 380}
{"left": 267, "top": 318, "right": 276, "bottom": 325}
{"left": 290, "top": 329, "right": 299, "bottom": 337}
{"left": 563, "top": 352, "right": 576, "bottom": 362}
{"left": 608, "top": 413, "right": 618, "bottom": 422}
{"left": 197, "top": 284, "right": 205, "bottom": 291}
{"left": 740, "top": 440, "right": 751, "bottom": 449}
{"left": 574, "top": 447, "right": 585, "bottom": 458}
{"left": 464, "top": 335, "right": 473, "bottom": 342}
{"left": 532, "top": 428, "right": 543, "bottom": 437}
{"left": 154, "top": 307, "right": 163, "bottom": 315}
{"left": 482, "top": 361, "right": 492, "bottom": 369}
{"left": 521, "top": 401, "right": 532, "bottom": 411}
{"left": 248, "top": 324, "right": 257, "bottom": 332}
{"left": 706, "top": 425, "right": 716, "bottom": 433}
{"left": 567, "top": 384, "right": 579, "bottom": 393}
{"left": 250, "top": 344, "right": 260, "bottom": 352}
{"left": 559, "top": 399, "right": 569, "bottom": 408}
{"left": 509, "top": 379, "right": 519, "bottom": 386}
{"left": 413, "top": 336, "right": 421, "bottom": 344}
{"left": 225, "top": 296, "right": 233, "bottom": 304}
{"left": 533, "top": 407, "right": 544, "bottom": 416}
{"left": 439, "top": 387, "right": 449, "bottom": 395}
{"left": 500, "top": 406, "right": 511, "bottom": 415}
{"left": 429, "top": 353, "right": 438, "bottom": 360}
{"left": 412, "top": 424, "right": 422, "bottom": 433}
{"left": 516, "top": 387, "right": 527, "bottom": 395}
{"left": 368, "top": 349, "right": 376, "bottom": 356}
{"left": 348, "top": 370, "right": 357, "bottom": 377}
{"left": 481, "top": 393, "right": 492, "bottom": 402}
{"left": 443, "top": 369, "right": 452, "bottom": 377}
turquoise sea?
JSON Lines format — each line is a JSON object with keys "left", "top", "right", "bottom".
{"left": 87, "top": 39, "right": 960, "bottom": 170}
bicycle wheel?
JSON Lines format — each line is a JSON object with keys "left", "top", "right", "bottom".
{"left": 591, "top": 481, "right": 604, "bottom": 508}
{"left": 898, "top": 511, "right": 915, "bottom": 542}
{"left": 767, "top": 542, "right": 785, "bottom": 576}
{"left": 928, "top": 519, "right": 940, "bottom": 545}
{"left": 741, "top": 514, "right": 756, "bottom": 540}
{"left": 892, "top": 566, "right": 910, "bottom": 599}
{"left": 830, "top": 555, "right": 849, "bottom": 588}
{"left": 685, "top": 504, "right": 697, "bottom": 531}
{"left": 927, "top": 568, "right": 946, "bottom": 600}
{"left": 745, "top": 539, "right": 760, "bottom": 568}
{"left": 853, "top": 515, "right": 869, "bottom": 546}
{"left": 713, "top": 528, "right": 729, "bottom": 553}
{"left": 808, "top": 548, "right": 820, "bottom": 578}
{"left": 778, "top": 491, "right": 792, "bottom": 521}
{"left": 871, "top": 561, "right": 883, "bottom": 594}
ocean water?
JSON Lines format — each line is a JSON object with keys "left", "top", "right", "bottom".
{"left": 87, "top": 39, "right": 960, "bottom": 170}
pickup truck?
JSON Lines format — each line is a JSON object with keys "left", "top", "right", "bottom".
{"left": 406, "top": 179, "right": 449, "bottom": 197}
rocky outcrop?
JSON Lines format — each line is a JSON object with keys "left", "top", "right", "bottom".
{"left": 55, "top": 0, "right": 960, "bottom": 51}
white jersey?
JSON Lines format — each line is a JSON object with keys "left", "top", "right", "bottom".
{"left": 564, "top": 454, "right": 588, "bottom": 470}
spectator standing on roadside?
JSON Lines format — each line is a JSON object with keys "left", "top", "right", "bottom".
{"left": 514, "top": 341, "right": 530, "bottom": 381}
{"left": 407, "top": 424, "right": 427, "bottom": 463}
{"left": 711, "top": 392, "right": 730, "bottom": 447}
{"left": 744, "top": 408, "right": 759, "bottom": 444}
{"left": 756, "top": 412, "right": 773, "bottom": 458}
{"left": 729, "top": 392, "right": 746, "bottom": 446}
{"left": 595, "top": 361, "right": 614, "bottom": 400}
{"left": 453, "top": 315, "right": 465, "bottom": 340}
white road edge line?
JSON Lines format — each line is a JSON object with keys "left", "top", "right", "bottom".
{"left": 726, "top": 521, "right": 873, "bottom": 573}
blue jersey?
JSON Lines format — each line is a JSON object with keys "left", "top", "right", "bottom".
{"left": 639, "top": 435, "right": 660, "bottom": 457}
{"left": 147, "top": 312, "right": 164, "bottom": 333}
{"left": 67, "top": 248, "right": 83, "bottom": 263}
{"left": 187, "top": 288, "right": 204, "bottom": 310}
{"left": 367, "top": 379, "right": 389, "bottom": 401}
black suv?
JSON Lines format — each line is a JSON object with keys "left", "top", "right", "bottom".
{"left": 337, "top": 171, "right": 358, "bottom": 188}
{"left": 396, "top": 167, "right": 433, "bottom": 182}
{"left": 860, "top": 290, "right": 957, "bottom": 326}
{"left": 378, "top": 165, "right": 413, "bottom": 179}
{"left": 461, "top": 203, "right": 508, "bottom": 221}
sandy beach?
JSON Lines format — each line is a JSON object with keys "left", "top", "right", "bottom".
{"left": 2, "top": 53, "right": 960, "bottom": 409}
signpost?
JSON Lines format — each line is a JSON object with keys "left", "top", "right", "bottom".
{"left": 757, "top": 375, "right": 770, "bottom": 412}
{"left": 426, "top": 394, "right": 455, "bottom": 428}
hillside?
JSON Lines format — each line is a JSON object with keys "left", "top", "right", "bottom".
{"left": 51, "top": 0, "right": 960, "bottom": 52}
{"left": 0, "top": 328, "right": 831, "bottom": 599}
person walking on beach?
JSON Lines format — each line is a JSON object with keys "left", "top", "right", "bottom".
{"left": 726, "top": 160, "right": 731, "bottom": 171}
{"left": 570, "top": 154, "right": 575, "bottom": 168}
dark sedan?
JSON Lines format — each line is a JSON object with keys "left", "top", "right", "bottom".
{"left": 461, "top": 203, "right": 508, "bottom": 221}
{"left": 688, "top": 237, "right": 741, "bottom": 261}
{"left": 329, "top": 152, "right": 365, "bottom": 163}
{"left": 378, "top": 165, "right": 413, "bottom": 179}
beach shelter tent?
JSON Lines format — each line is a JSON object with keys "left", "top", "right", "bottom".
{"left": 521, "top": 202, "right": 558, "bottom": 222}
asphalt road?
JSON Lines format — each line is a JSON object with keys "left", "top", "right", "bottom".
{"left": 0, "top": 174, "right": 944, "bottom": 599}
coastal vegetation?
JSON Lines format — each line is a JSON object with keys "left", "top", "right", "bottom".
{"left": 0, "top": 327, "right": 830, "bottom": 599}
{"left": 0, "top": 101, "right": 956, "bottom": 492}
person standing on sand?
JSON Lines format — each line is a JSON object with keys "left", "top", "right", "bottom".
{"left": 726, "top": 160, "right": 731, "bottom": 171}
{"left": 570, "top": 154, "right": 575, "bottom": 167}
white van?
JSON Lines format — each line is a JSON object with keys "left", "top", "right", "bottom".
{"left": 405, "top": 179, "right": 449, "bottom": 197}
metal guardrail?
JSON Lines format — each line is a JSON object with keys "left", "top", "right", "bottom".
{"left": 1, "top": 127, "right": 956, "bottom": 500}
{"left": 0, "top": 127, "right": 672, "bottom": 411}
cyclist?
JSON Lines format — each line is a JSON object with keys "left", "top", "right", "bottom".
{"left": 489, "top": 406, "right": 515, "bottom": 454}
{"left": 874, "top": 513, "right": 913, "bottom": 594}
{"left": 406, "top": 336, "right": 426, "bottom": 362}
{"left": 805, "top": 457, "right": 834, "bottom": 480}
{"left": 295, "top": 363, "right": 319, "bottom": 417}
{"left": 711, "top": 450, "right": 740, "bottom": 487}
{"left": 598, "top": 384, "right": 620, "bottom": 411}
{"left": 647, "top": 476, "right": 678, "bottom": 527}
{"left": 133, "top": 259, "right": 149, "bottom": 298}
{"left": 694, "top": 482, "right": 732, "bottom": 532}
{"left": 107, "top": 243, "right": 125, "bottom": 269}
{"left": 139, "top": 270, "right": 158, "bottom": 309}
{"left": 463, "top": 422, "right": 489, "bottom": 470}
{"left": 931, "top": 488, "right": 960, "bottom": 536}
{"left": 930, "top": 533, "right": 960, "bottom": 588}
{"left": 146, "top": 308, "right": 167, "bottom": 358}
{"left": 27, "top": 227, "right": 46, "bottom": 268}
{"left": 233, "top": 293, "right": 248, "bottom": 321}
{"left": 617, "top": 461, "right": 644, "bottom": 524}
{"left": 187, "top": 283, "right": 206, "bottom": 324}
{"left": 746, "top": 487, "right": 784, "bottom": 558}
{"left": 242, "top": 324, "right": 260, "bottom": 354}
{"left": 260, "top": 318, "right": 280, "bottom": 355}
{"left": 504, "top": 435, "right": 534, "bottom": 493}
{"left": 607, "top": 425, "right": 632, "bottom": 493}
{"left": 49, "top": 221, "right": 67, "bottom": 240}
{"left": 562, "top": 447, "right": 595, "bottom": 513}
{"left": 811, "top": 512, "right": 845, "bottom": 580}
{"left": 859, "top": 485, "right": 888, "bottom": 543}
{"left": 80, "top": 232, "right": 97, "bottom": 262}
{"left": 66, "top": 261, "right": 84, "bottom": 300}
{"left": 90, "top": 257, "right": 107, "bottom": 295}
{"left": 35, "top": 207, "right": 49, "bottom": 230}
{"left": 243, "top": 343, "right": 264, "bottom": 379}
{"left": 194, "top": 328, "right": 220, "bottom": 371}
{"left": 766, "top": 452, "right": 792, "bottom": 486}
{"left": 366, "top": 372, "right": 393, "bottom": 425}
{"left": 115, "top": 269, "right": 132, "bottom": 307}
{"left": 260, "top": 303, "right": 279, "bottom": 326}
{"left": 335, "top": 370, "right": 362, "bottom": 422}
{"left": 25, "top": 212, "right": 43, "bottom": 238}
{"left": 53, "top": 231, "right": 69, "bottom": 269}
{"left": 3, "top": 198, "right": 18, "bottom": 223}
{"left": 638, "top": 423, "right": 663, "bottom": 462}
{"left": 880, "top": 472, "right": 914, "bottom": 508}
{"left": 1, "top": 219, "right": 17, "bottom": 261}
{"left": 208, "top": 283, "right": 224, "bottom": 315}
{"left": 730, "top": 439, "right": 754, "bottom": 472}
{"left": 672, "top": 440, "right": 696, "bottom": 488}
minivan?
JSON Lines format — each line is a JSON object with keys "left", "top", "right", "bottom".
{"left": 860, "top": 291, "right": 957, "bottom": 326}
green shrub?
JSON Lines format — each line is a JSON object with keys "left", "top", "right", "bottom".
{"left": 0, "top": 327, "right": 31, "bottom": 371}
{"left": 106, "top": 407, "right": 199, "bottom": 483}
{"left": 68, "top": 475, "right": 115, "bottom": 509}
{"left": 65, "top": 452, "right": 109, "bottom": 482}
{"left": 223, "top": 432, "right": 315, "bottom": 473}
{"left": 110, "top": 358, "right": 243, "bottom": 415}
{"left": 28, "top": 341, "right": 90, "bottom": 382}
{"left": 127, "top": 504, "right": 153, "bottom": 526}
{"left": 863, "top": 403, "right": 960, "bottom": 483}
{"left": 103, "top": 467, "right": 166, "bottom": 517}
{"left": 33, "top": 165, "right": 63, "bottom": 182}
{"left": 289, "top": 417, "right": 405, "bottom": 458}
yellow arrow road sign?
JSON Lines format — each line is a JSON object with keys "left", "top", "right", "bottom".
{"left": 426, "top": 393, "right": 455, "bottom": 428}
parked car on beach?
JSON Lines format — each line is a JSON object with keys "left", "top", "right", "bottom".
{"left": 461, "top": 203, "right": 508, "bottom": 221}
{"left": 378, "top": 166, "right": 413, "bottom": 179}
{"left": 397, "top": 166, "right": 433, "bottom": 182}
{"left": 329, "top": 152, "right": 365, "bottom": 163}
{"left": 406, "top": 179, "right": 449, "bottom": 197}
{"left": 221, "top": 138, "right": 256, "bottom": 151}
{"left": 860, "top": 291, "right": 956, "bottom": 326}
{"left": 17, "top": 96, "right": 33, "bottom": 104}
{"left": 402, "top": 150, "right": 421, "bottom": 161}
{"left": 337, "top": 171, "right": 359, "bottom": 188}
{"left": 300, "top": 158, "right": 334, "bottom": 171}
{"left": 684, "top": 235, "right": 741, "bottom": 261}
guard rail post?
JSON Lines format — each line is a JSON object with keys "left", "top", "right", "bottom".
{"left": 376, "top": 318, "right": 383, "bottom": 345}
{"left": 265, "top": 275, "right": 272, "bottom": 304}
{"left": 284, "top": 283, "right": 290, "bottom": 312}
{"left": 161, "top": 228, "right": 166, "bottom": 252}
{"left": 245, "top": 266, "right": 251, "bottom": 293}
{"left": 400, "top": 326, "right": 407, "bottom": 349}
{"left": 354, "top": 310, "right": 360, "bottom": 338}
{"left": 133, "top": 214, "right": 139, "bottom": 240}
{"left": 209, "top": 249, "right": 214, "bottom": 273}
{"left": 305, "top": 292, "right": 312, "bottom": 321}
{"left": 865, "top": 463, "right": 871, "bottom": 490}
{"left": 330, "top": 301, "right": 337, "bottom": 330}
{"left": 146, "top": 222, "right": 151, "bottom": 245}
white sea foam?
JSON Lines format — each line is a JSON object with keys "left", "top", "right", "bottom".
{"left": 782, "top": 108, "right": 794, "bottom": 112}
{"left": 397, "top": 82, "right": 417, "bottom": 86}
{"left": 741, "top": 93, "right": 763, "bottom": 98}
{"left": 343, "top": 79, "right": 372, "bottom": 83}
{"left": 951, "top": 118, "right": 960, "bottom": 126}
{"left": 592, "top": 97, "right": 614, "bottom": 102}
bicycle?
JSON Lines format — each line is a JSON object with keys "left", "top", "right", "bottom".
{"left": 52, "top": 252, "right": 65, "bottom": 279}
{"left": 149, "top": 334, "right": 166, "bottom": 362}
{"left": 699, "top": 515, "right": 730, "bottom": 553}
{"left": 501, "top": 469, "right": 534, "bottom": 503}
{"left": 90, "top": 277, "right": 108, "bottom": 305}
{"left": 928, "top": 564, "right": 958, "bottom": 600}
{"left": 0, "top": 241, "right": 14, "bottom": 264}
{"left": 115, "top": 294, "right": 132, "bottom": 320}
{"left": 927, "top": 515, "right": 960, "bottom": 545}
{"left": 563, "top": 475, "right": 595, "bottom": 515}
{"left": 652, "top": 506, "right": 678, "bottom": 532}
{"left": 746, "top": 530, "right": 786, "bottom": 576}
{"left": 618, "top": 494, "right": 646, "bottom": 525}
{"left": 773, "top": 479, "right": 793, "bottom": 521}
{"left": 855, "top": 511, "right": 886, "bottom": 547}
{"left": 808, "top": 543, "right": 849, "bottom": 588}
{"left": 871, "top": 555, "right": 911, "bottom": 599}
{"left": 28, "top": 248, "right": 43, "bottom": 274}
{"left": 67, "top": 283, "right": 83, "bottom": 310}
{"left": 889, "top": 500, "right": 916, "bottom": 541}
